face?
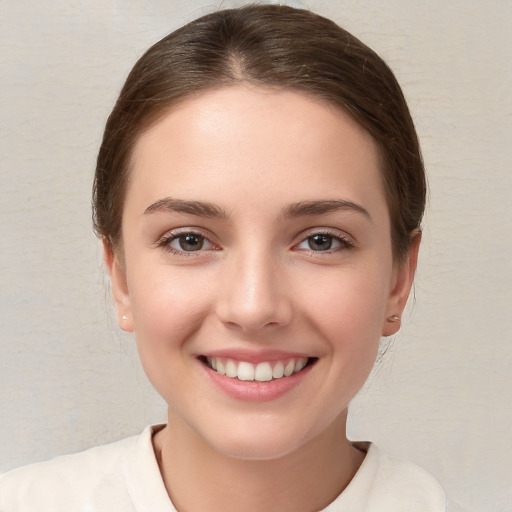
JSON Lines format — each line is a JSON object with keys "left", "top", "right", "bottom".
{"left": 106, "top": 87, "right": 417, "bottom": 460}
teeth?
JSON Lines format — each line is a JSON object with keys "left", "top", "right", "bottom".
{"left": 283, "top": 360, "right": 295, "bottom": 377}
{"left": 216, "top": 360, "right": 226, "bottom": 375}
{"left": 225, "top": 359, "right": 238, "bottom": 378}
{"left": 206, "top": 357, "right": 309, "bottom": 382}
{"left": 272, "top": 361, "right": 284, "bottom": 379}
{"left": 238, "top": 361, "right": 255, "bottom": 381}
{"left": 294, "top": 359, "right": 307, "bottom": 372}
{"left": 254, "top": 362, "right": 273, "bottom": 382}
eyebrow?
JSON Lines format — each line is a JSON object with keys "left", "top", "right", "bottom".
{"left": 144, "top": 197, "right": 370, "bottom": 221}
{"left": 281, "top": 200, "right": 371, "bottom": 220}
{"left": 144, "top": 197, "right": 228, "bottom": 218}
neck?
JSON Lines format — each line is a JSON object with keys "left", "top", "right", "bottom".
{"left": 153, "top": 409, "right": 364, "bottom": 512}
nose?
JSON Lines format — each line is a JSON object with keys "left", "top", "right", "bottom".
{"left": 215, "top": 249, "right": 293, "bottom": 333}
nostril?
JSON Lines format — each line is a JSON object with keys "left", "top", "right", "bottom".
{"left": 217, "top": 302, "right": 293, "bottom": 333}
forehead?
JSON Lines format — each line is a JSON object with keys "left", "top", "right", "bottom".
{"left": 126, "top": 86, "right": 385, "bottom": 219}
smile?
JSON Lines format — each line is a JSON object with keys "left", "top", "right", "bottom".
{"left": 203, "top": 356, "right": 314, "bottom": 382}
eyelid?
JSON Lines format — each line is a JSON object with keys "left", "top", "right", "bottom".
{"left": 155, "top": 226, "right": 355, "bottom": 255}
{"left": 156, "top": 226, "right": 220, "bottom": 254}
{"left": 292, "top": 227, "right": 356, "bottom": 252}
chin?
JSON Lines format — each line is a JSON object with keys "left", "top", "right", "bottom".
{"left": 210, "top": 432, "right": 305, "bottom": 461}
{"left": 191, "top": 413, "right": 325, "bottom": 462}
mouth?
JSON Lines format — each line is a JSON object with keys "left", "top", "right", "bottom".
{"left": 199, "top": 356, "right": 318, "bottom": 383}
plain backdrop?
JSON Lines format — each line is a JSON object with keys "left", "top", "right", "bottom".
{"left": 1, "top": 1, "right": 511, "bottom": 511}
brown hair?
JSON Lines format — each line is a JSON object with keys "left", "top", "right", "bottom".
{"left": 93, "top": 4, "right": 425, "bottom": 261}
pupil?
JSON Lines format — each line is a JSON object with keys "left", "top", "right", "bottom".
{"left": 179, "top": 234, "right": 203, "bottom": 251}
{"left": 309, "top": 234, "right": 332, "bottom": 251}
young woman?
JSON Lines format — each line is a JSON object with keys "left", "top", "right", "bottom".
{"left": 1, "top": 5, "right": 447, "bottom": 511}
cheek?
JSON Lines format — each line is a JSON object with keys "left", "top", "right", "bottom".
{"left": 303, "top": 263, "right": 389, "bottom": 328}
{"left": 126, "top": 264, "right": 214, "bottom": 389}
{"left": 298, "top": 262, "right": 390, "bottom": 366}
{"left": 129, "top": 258, "right": 214, "bottom": 328}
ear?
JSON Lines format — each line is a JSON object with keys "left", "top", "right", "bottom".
{"left": 381, "top": 232, "right": 421, "bottom": 337}
{"left": 102, "top": 239, "right": 134, "bottom": 332}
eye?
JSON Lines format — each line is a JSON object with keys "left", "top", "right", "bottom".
{"left": 295, "top": 232, "right": 354, "bottom": 253}
{"left": 172, "top": 233, "right": 207, "bottom": 251}
{"left": 306, "top": 234, "right": 336, "bottom": 251}
{"left": 158, "top": 231, "right": 215, "bottom": 254}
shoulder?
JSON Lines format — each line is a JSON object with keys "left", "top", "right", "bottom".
{"left": 0, "top": 430, "right": 145, "bottom": 512}
{"left": 325, "top": 442, "right": 446, "bottom": 511}
{"left": 363, "top": 444, "right": 446, "bottom": 511}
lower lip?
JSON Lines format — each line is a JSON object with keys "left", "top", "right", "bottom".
{"left": 200, "top": 361, "right": 315, "bottom": 402}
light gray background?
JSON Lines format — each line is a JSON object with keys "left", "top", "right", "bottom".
{"left": 1, "top": 1, "right": 511, "bottom": 511}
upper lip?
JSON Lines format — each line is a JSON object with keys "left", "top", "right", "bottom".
{"left": 197, "top": 348, "right": 314, "bottom": 364}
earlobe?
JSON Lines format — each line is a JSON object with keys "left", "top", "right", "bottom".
{"left": 102, "top": 239, "right": 134, "bottom": 332}
{"left": 381, "top": 232, "right": 421, "bottom": 337}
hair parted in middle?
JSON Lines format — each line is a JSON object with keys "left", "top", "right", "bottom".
{"left": 93, "top": 4, "right": 425, "bottom": 262}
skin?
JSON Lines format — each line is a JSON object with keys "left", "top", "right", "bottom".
{"left": 104, "top": 86, "right": 419, "bottom": 512}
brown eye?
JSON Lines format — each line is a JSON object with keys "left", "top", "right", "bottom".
{"left": 295, "top": 231, "right": 353, "bottom": 253}
{"left": 308, "top": 234, "right": 334, "bottom": 251}
{"left": 175, "top": 233, "right": 205, "bottom": 251}
{"left": 158, "top": 230, "right": 216, "bottom": 255}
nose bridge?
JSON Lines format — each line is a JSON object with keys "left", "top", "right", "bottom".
{"left": 217, "top": 242, "right": 292, "bottom": 332}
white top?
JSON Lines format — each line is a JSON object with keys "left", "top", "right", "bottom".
{"left": 0, "top": 425, "right": 446, "bottom": 512}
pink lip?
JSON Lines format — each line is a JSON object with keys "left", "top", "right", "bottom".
{"left": 198, "top": 358, "right": 315, "bottom": 402}
{"left": 199, "top": 348, "right": 312, "bottom": 364}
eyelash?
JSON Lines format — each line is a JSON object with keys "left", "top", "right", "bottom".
{"left": 293, "top": 229, "right": 355, "bottom": 255}
{"left": 156, "top": 228, "right": 216, "bottom": 256}
{"left": 156, "top": 228, "right": 355, "bottom": 256}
